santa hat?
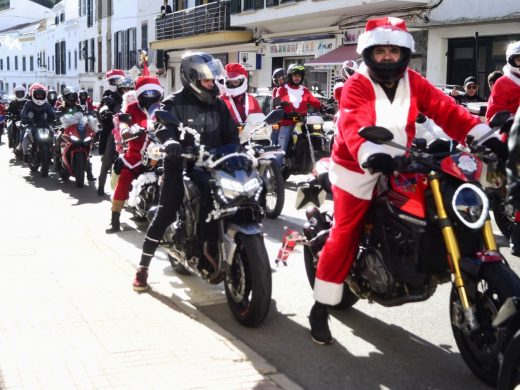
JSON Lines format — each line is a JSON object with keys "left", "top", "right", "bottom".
{"left": 225, "top": 63, "right": 248, "bottom": 80}
{"left": 333, "top": 81, "right": 343, "bottom": 102}
{"left": 135, "top": 76, "right": 164, "bottom": 97}
{"left": 356, "top": 17, "right": 415, "bottom": 54}
{"left": 106, "top": 69, "right": 125, "bottom": 80}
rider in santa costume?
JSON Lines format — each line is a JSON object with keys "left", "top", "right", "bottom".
{"left": 309, "top": 16, "right": 504, "bottom": 345}
{"left": 105, "top": 75, "right": 163, "bottom": 233}
{"left": 220, "top": 63, "right": 262, "bottom": 125}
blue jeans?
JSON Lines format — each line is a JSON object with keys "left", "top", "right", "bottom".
{"left": 278, "top": 125, "right": 294, "bottom": 153}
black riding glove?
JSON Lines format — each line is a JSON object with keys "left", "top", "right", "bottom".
{"left": 482, "top": 137, "right": 508, "bottom": 162}
{"left": 365, "top": 153, "right": 394, "bottom": 175}
{"left": 164, "top": 140, "right": 182, "bottom": 161}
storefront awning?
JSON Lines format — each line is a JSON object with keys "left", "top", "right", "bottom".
{"left": 305, "top": 45, "right": 359, "bottom": 66}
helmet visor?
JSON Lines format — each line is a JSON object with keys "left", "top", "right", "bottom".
{"left": 192, "top": 58, "right": 226, "bottom": 81}
{"left": 33, "top": 89, "right": 47, "bottom": 100}
{"left": 15, "top": 91, "right": 25, "bottom": 99}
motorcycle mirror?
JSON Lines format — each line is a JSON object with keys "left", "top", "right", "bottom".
{"left": 155, "top": 110, "right": 180, "bottom": 127}
{"left": 358, "top": 126, "right": 394, "bottom": 144}
{"left": 265, "top": 109, "right": 284, "bottom": 125}
{"left": 489, "top": 110, "right": 511, "bottom": 128}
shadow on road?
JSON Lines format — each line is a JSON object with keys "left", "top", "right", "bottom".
{"left": 199, "top": 300, "right": 487, "bottom": 390}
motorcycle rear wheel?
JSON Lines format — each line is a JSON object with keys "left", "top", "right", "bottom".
{"left": 74, "top": 153, "right": 86, "bottom": 188}
{"left": 498, "top": 329, "right": 520, "bottom": 390}
{"left": 225, "top": 233, "right": 272, "bottom": 327}
{"left": 303, "top": 246, "right": 358, "bottom": 310}
{"left": 450, "top": 262, "right": 520, "bottom": 386}
{"left": 261, "top": 160, "right": 285, "bottom": 219}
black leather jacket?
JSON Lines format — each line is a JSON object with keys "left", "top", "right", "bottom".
{"left": 156, "top": 88, "right": 239, "bottom": 148}
{"left": 7, "top": 99, "right": 27, "bottom": 120}
{"left": 97, "top": 90, "right": 122, "bottom": 130}
{"left": 21, "top": 100, "right": 55, "bottom": 126}
{"left": 507, "top": 108, "right": 520, "bottom": 207}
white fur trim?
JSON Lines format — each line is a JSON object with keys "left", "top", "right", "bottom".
{"left": 286, "top": 85, "right": 304, "bottom": 109}
{"left": 329, "top": 160, "right": 379, "bottom": 200}
{"left": 357, "top": 28, "right": 415, "bottom": 54}
{"left": 503, "top": 64, "right": 520, "bottom": 87}
{"left": 135, "top": 83, "right": 164, "bottom": 97}
{"left": 468, "top": 123, "right": 497, "bottom": 143}
{"left": 128, "top": 172, "right": 158, "bottom": 207}
{"left": 314, "top": 278, "right": 344, "bottom": 305}
{"left": 121, "top": 156, "right": 142, "bottom": 170}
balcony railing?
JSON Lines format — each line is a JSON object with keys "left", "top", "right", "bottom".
{"left": 156, "top": 0, "right": 232, "bottom": 40}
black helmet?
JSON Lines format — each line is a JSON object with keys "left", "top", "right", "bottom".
{"left": 362, "top": 46, "right": 411, "bottom": 84}
{"left": 116, "top": 77, "right": 134, "bottom": 95}
{"left": 47, "top": 89, "right": 58, "bottom": 106}
{"left": 137, "top": 89, "right": 162, "bottom": 111}
{"left": 180, "top": 52, "right": 226, "bottom": 105}
{"left": 272, "top": 68, "right": 286, "bottom": 87}
{"left": 287, "top": 64, "right": 305, "bottom": 86}
{"left": 63, "top": 86, "right": 78, "bottom": 106}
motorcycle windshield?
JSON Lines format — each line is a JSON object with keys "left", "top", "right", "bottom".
{"left": 210, "top": 144, "right": 250, "bottom": 171}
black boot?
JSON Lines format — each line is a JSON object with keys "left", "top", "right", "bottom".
{"left": 309, "top": 301, "right": 333, "bottom": 345}
{"left": 105, "top": 212, "right": 121, "bottom": 234}
{"left": 511, "top": 223, "right": 520, "bottom": 257}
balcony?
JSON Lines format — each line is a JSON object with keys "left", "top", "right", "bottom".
{"left": 151, "top": 0, "right": 252, "bottom": 51}
{"left": 156, "top": 0, "right": 232, "bottom": 41}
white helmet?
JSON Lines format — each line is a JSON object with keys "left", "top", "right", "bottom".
{"left": 224, "top": 63, "right": 248, "bottom": 97}
{"left": 13, "top": 86, "right": 26, "bottom": 101}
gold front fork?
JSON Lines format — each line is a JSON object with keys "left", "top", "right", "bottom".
{"left": 429, "top": 172, "right": 471, "bottom": 310}
{"left": 482, "top": 219, "right": 498, "bottom": 251}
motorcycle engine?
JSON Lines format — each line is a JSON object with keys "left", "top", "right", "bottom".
{"left": 356, "top": 247, "right": 394, "bottom": 295}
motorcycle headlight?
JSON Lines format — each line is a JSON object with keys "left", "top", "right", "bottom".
{"left": 220, "top": 177, "right": 245, "bottom": 199}
{"left": 84, "top": 136, "right": 92, "bottom": 143}
{"left": 70, "top": 135, "right": 80, "bottom": 142}
{"left": 451, "top": 183, "right": 489, "bottom": 229}
{"left": 313, "top": 124, "right": 322, "bottom": 130}
{"left": 37, "top": 127, "right": 50, "bottom": 139}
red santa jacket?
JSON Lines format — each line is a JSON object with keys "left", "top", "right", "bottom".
{"left": 221, "top": 93, "right": 262, "bottom": 124}
{"left": 486, "top": 65, "right": 520, "bottom": 123}
{"left": 275, "top": 84, "right": 322, "bottom": 126}
{"left": 331, "top": 64, "right": 489, "bottom": 200}
{"left": 120, "top": 101, "right": 149, "bottom": 169}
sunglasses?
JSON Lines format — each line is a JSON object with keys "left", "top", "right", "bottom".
{"left": 466, "top": 85, "right": 478, "bottom": 90}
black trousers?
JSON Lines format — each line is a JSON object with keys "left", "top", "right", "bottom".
{"left": 97, "top": 134, "right": 116, "bottom": 192}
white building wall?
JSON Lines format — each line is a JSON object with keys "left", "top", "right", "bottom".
{"left": 0, "top": 0, "right": 49, "bottom": 31}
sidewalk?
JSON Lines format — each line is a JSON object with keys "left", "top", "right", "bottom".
{"left": 0, "top": 153, "right": 300, "bottom": 389}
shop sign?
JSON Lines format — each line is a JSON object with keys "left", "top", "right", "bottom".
{"left": 269, "top": 39, "right": 336, "bottom": 57}
{"left": 212, "top": 53, "right": 228, "bottom": 65}
{"left": 238, "top": 51, "right": 258, "bottom": 70}
{"left": 342, "top": 28, "right": 364, "bottom": 45}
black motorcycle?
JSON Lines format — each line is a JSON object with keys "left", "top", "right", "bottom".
{"left": 151, "top": 111, "right": 272, "bottom": 327}
{"left": 25, "top": 121, "right": 54, "bottom": 177}
{"left": 7, "top": 116, "right": 24, "bottom": 159}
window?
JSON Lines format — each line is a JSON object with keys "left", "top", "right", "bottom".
{"left": 14, "top": 56, "right": 18, "bottom": 70}
{"left": 141, "top": 23, "right": 148, "bottom": 51}
{"left": 7, "top": 56, "right": 10, "bottom": 70}
{"left": 68, "top": 51, "right": 71, "bottom": 70}
{"left": 74, "top": 50, "right": 77, "bottom": 70}
{"left": 266, "top": 0, "right": 278, "bottom": 6}
{"left": 60, "top": 12, "right": 65, "bottom": 22}
{"left": 22, "top": 56, "right": 26, "bottom": 71}
{"left": 0, "top": 59, "right": 3, "bottom": 70}
{"left": 90, "top": 38, "right": 95, "bottom": 72}
{"left": 55, "top": 42, "right": 60, "bottom": 74}
{"left": 52, "top": 55, "right": 54, "bottom": 71}
{"left": 128, "top": 28, "right": 136, "bottom": 68}
{"left": 87, "top": 0, "right": 93, "bottom": 27}
{"left": 30, "top": 56, "right": 34, "bottom": 71}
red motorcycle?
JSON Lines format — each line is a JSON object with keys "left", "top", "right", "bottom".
{"left": 55, "top": 113, "right": 96, "bottom": 187}
{"left": 295, "top": 125, "right": 520, "bottom": 386}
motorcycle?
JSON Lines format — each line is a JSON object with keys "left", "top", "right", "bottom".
{"left": 239, "top": 111, "right": 285, "bottom": 219}
{"left": 0, "top": 113, "right": 5, "bottom": 143}
{"left": 7, "top": 116, "right": 24, "bottom": 159}
{"left": 55, "top": 112, "right": 96, "bottom": 187}
{"left": 281, "top": 111, "right": 329, "bottom": 179}
{"left": 127, "top": 130, "right": 164, "bottom": 221}
{"left": 493, "top": 297, "right": 520, "bottom": 390}
{"left": 296, "top": 125, "right": 520, "bottom": 385}
{"left": 25, "top": 121, "right": 54, "bottom": 177}
{"left": 152, "top": 110, "right": 272, "bottom": 327}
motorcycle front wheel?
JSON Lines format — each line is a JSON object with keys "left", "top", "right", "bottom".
{"left": 492, "top": 198, "right": 513, "bottom": 239}
{"left": 225, "top": 233, "right": 272, "bottom": 327}
{"left": 40, "top": 145, "right": 50, "bottom": 177}
{"left": 260, "top": 160, "right": 285, "bottom": 219}
{"left": 303, "top": 246, "right": 358, "bottom": 310}
{"left": 498, "top": 329, "right": 520, "bottom": 390}
{"left": 450, "top": 262, "right": 520, "bottom": 386}
{"left": 74, "top": 153, "right": 86, "bottom": 188}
